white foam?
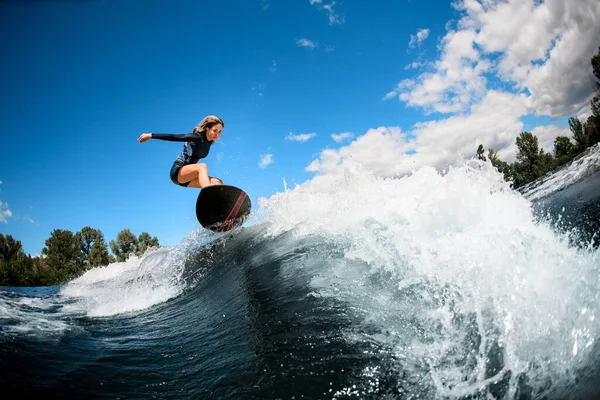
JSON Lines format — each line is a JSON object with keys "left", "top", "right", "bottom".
{"left": 260, "top": 158, "right": 600, "bottom": 396}
{"left": 58, "top": 230, "right": 213, "bottom": 318}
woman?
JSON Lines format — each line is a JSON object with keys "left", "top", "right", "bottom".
{"left": 138, "top": 115, "right": 224, "bottom": 188}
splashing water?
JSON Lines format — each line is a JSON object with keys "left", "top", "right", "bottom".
{"left": 259, "top": 159, "right": 600, "bottom": 398}
{"left": 1, "top": 158, "right": 598, "bottom": 399}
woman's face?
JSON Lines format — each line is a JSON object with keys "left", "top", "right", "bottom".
{"left": 206, "top": 123, "right": 223, "bottom": 142}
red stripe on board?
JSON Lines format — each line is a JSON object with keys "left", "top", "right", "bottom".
{"left": 217, "top": 192, "right": 247, "bottom": 232}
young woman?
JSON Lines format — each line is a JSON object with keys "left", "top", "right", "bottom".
{"left": 138, "top": 115, "right": 224, "bottom": 188}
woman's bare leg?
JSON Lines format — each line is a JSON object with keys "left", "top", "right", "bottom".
{"left": 177, "top": 163, "right": 210, "bottom": 188}
{"left": 177, "top": 164, "right": 224, "bottom": 188}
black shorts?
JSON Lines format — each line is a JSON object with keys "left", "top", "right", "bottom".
{"left": 170, "top": 160, "right": 189, "bottom": 187}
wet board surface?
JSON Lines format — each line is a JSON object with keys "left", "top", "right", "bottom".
{"left": 196, "top": 185, "right": 251, "bottom": 232}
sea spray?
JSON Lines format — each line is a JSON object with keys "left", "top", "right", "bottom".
{"left": 59, "top": 228, "right": 217, "bottom": 317}
{"left": 259, "top": 159, "right": 600, "bottom": 398}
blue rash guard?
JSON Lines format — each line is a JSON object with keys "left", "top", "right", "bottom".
{"left": 151, "top": 131, "right": 214, "bottom": 187}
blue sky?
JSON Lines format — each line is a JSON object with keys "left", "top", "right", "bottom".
{"left": 1, "top": 0, "right": 599, "bottom": 255}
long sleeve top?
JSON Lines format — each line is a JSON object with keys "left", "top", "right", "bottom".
{"left": 151, "top": 131, "right": 213, "bottom": 165}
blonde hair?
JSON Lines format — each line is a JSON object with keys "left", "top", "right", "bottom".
{"left": 193, "top": 115, "right": 224, "bottom": 134}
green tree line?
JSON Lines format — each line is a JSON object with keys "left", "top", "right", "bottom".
{"left": 477, "top": 46, "right": 600, "bottom": 188}
{"left": 0, "top": 227, "right": 159, "bottom": 287}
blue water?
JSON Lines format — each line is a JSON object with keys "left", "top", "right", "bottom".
{"left": 1, "top": 156, "right": 599, "bottom": 399}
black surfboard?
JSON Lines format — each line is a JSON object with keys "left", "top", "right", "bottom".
{"left": 196, "top": 185, "right": 251, "bottom": 232}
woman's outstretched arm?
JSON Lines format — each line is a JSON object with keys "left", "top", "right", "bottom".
{"left": 138, "top": 132, "right": 201, "bottom": 143}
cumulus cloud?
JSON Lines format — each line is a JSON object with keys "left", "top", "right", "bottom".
{"left": 390, "top": 0, "right": 600, "bottom": 118}
{"left": 296, "top": 38, "right": 318, "bottom": 49}
{"left": 301, "top": 0, "right": 599, "bottom": 191}
{"left": 286, "top": 132, "right": 317, "bottom": 142}
{"left": 391, "top": 28, "right": 492, "bottom": 114}
{"left": 306, "top": 90, "right": 535, "bottom": 188}
{"left": 331, "top": 132, "right": 354, "bottom": 143}
{"left": 409, "top": 28, "right": 430, "bottom": 48}
{"left": 259, "top": 154, "right": 274, "bottom": 168}
{"left": 0, "top": 200, "right": 12, "bottom": 224}
{"left": 531, "top": 124, "right": 571, "bottom": 152}
{"left": 305, "top": 127, "right": 413, "bottom": 185}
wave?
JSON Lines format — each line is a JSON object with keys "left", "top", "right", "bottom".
{"left": 1, "top": 159, "right": 599, "bottom": 399}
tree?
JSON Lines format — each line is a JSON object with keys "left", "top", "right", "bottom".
{"left": 553, "top": 136, "right": 574, "bottom": 158}
{"left": 515, "top": 131, "right": 540, "bottom": 165}
{"left": 584, "top": 115, "right": 600, "bottom": 147}
{"left": 488, "top": 149, "right": 512, "bottom": 182}
{"left": 0, "top": 234, "right": 29, "bottom": 286}
{"left": 110, "top": 229, "right": 138, "bottom": 262}
{"left": 511, "top": 132, "right": 556, "bottom": 187}
{"left": 76, "top": 226, "right": 101, "bottom": 264}
{"left": 583, "top": 95, "right": 600, "bottom": 147}
{"left": 581, "top": 46, "right": 600, "bottom": 148}
{"left": 476, "top": 144, "right": 486, "bottom": 161}
{"left": 136, "top": 232, "right": 160, "bottom": 256}
{"left": 89, "top": 235, "right": 111, "bottom": 267}
{"left": 592, "top": 46, "right": 600, "bottom": 90}
{"left": 75, "top": 226, "right": 112, "bottom": 266}
{"left": 569, "top": 116, "right": 587, "bottom": 153}
{"left": 41, "top": 229, "right": 82, "bottom": 274}
{"left": 0, "top": 234, "right": 24, "bottom": 263}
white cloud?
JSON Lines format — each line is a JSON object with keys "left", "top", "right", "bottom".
{"left": 309, "top": 0, "right": 344, "bottom": 25}
{"left": 325, "top": 45, "right": 335, "bottom": 53}
{"left": 305, "top": 127, "right": 414, "bottom": 184}
{"left": 392, "top": 0, "right": 600, "bottom": 118}
{"left": 531, "top": 124, "right": 571, "bottom": 152}
{"left": 299, "top": 0, "right": 599, "bottom": 192}
{"left": 331, "top": 132, "right": 354, "bottom": 143}
{"left": 0, "top": 200, "right": 12, "bottom": 224}
{"left": 404, "top": 61, "right": 426, "bottom": 70}
{"left": 306, "top": 90, "right": 535, "bottom": 188}
{"left": 270, "top": 60, "right": 277, "bottom": 72}
{"left": 409, "top": 28, "right": 430, "bottom": 48}
{"left": 259, "top": 154, "right": 274, "bottom": 168}
{"left": 261, "top": 0, "right": 269, "bottom": 10}
{"left": 322, "top": 2, "right": 344, "bottom": 25}
{"left": 296, "top": 38, "right": 318, "bottom": 49}
{"left": 286, "top": 132, "right": 317, "bottom": 142}
{"left": 23, "top": 216, "right": 35, "bottom": 224}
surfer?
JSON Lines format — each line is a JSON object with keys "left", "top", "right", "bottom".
{"left": 138, "top": 115, "right": 224, "bottom": 189}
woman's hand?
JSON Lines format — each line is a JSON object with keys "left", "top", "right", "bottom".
{"left": 138, "top": 133, "right": 152, "bottom": 143}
